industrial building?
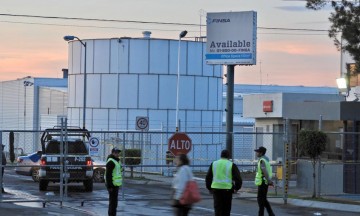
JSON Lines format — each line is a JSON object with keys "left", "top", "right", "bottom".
{"left": 0, "top": 34, "right": 339, "bottom": 167}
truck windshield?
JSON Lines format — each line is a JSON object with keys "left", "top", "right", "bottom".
{"left": 45, "top": 140, "right": 88, "bottom": 155}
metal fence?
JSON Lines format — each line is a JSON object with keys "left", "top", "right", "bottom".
{"left": 1, "top": 126, "right": 360, "bottom": 205}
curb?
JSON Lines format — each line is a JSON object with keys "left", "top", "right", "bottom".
{"left": 234, "top": 191, "right": 360, "bottom": 213}
{"left": 285, "top": 198, "right": 360, "bottom": 213}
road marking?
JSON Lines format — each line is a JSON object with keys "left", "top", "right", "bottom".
{"left": 7, "top": 173, "right": 35, "bottom": 182}
{"left": 194, "top": 206, "right": 250, "bottom": 216}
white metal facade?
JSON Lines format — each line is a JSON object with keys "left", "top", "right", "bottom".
{"left": 0, "top": 78, "right": 67, "bottom": 130}
{"left": 0, "top": 78, "right": 67, "bottom": 153}
{"left": 38, "top": 87, "right": 68, "bottom": 130}
{"left": 0, "top": 79, "right": 33, "bottom": 130}
{"left": 66, "top": 38, "right": 224, "bottom": 132}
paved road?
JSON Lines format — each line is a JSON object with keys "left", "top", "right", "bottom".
{"left": 1, "top": 169, "right": 360, "bottom": 216}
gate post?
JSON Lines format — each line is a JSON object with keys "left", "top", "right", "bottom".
{"left": 283, "top": 119, "right": 290, "bottom": 204}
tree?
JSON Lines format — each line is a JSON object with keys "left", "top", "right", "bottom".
{"left": 306, "top": 0, "right": 360, "bottom": 71}
{"left": 298, "top": 129, "right": 327, "bottom": 198}
{"left": 121, "top": 149, "right": 141, "bottom": 178}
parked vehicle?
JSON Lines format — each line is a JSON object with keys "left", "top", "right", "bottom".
{"left": 15, "top": 151, "right": 106, "bottom": 183}
{"left": 15, "top": 151, "right": 42, "bottom": 182}
{"left": 39, "top": 128, "right": 93, "bottom": 191}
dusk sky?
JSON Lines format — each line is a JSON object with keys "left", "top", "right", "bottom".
{"left": 0, "top": 0, "right": 349, "bottom": 87}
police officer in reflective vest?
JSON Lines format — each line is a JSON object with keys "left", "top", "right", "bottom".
{"left": 105, "top": 147, "right": 123, "bottom": 216}
{"left": 206, "top": 149, "right": 242, "bottom": 216}
{"left": 255, "top": 146, "right": 275, "bottom": 216}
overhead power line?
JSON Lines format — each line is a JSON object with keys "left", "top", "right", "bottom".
{"left": 0, "top": 20, "right": 182, "bottom": 32}
{"left": 0, "top": 13, "right": 199, "bottom": 27}
{"left": 0, "top": 20, "right": 329, "bottom": 36}
{"left": 0, "top": 13, "right": 329, "bottom": 32}
{"left": 259, "top": 27, "right": 327, "bottom": 32}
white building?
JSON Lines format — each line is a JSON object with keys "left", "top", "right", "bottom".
{"left": 65, "top": 36, "right": 223, "bottom": 133}
{"left": 65, "top": 35, "right": 225, "bottom": 165}
{"left": 0, "top": 76, "right": 67, "bottom": 152}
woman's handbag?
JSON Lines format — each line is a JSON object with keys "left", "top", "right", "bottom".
{"left": 179, "top": 168, "right": 201, "bottom": 205}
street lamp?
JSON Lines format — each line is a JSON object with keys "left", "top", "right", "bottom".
{"left": 336, "top": 77, "right": 347, "bottom": 90}
{"left": 23, "top": 80, "right": 33, "bottom": 153}
{"left": 176, "top": 30, "right": 187, "bottom": 132}
{"left": 23, "top": 81, "right": 34, "bottom": 127}
{"left": 64, "top": 35, "right": 87, "bottom": 129}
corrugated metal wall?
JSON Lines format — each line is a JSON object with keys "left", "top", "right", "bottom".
{"left": 0, "top": 78, "right": 68, "bottom": 131}
{"left": 39, "top": 87, "right": 67, "bottom": 116}
{"left": 0, "top": 79, "right": 32, "bottom": 130}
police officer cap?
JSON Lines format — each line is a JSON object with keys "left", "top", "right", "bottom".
{"left": 254, "top": 146, "right": 266, "bottom": 154}
{"left": 112, "top": 147, "right": 121, "bottom": 153}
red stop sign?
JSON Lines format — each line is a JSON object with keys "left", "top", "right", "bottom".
{"left": 168, "top": 132, "right": 192, "bottom": 156}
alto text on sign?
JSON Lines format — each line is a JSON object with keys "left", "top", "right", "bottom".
{"left": 168, "top": 133, "right": 192, "bottom": 156}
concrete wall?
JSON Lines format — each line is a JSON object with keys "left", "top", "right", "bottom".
{"left": 243, "top": 93, "right": 344, "bottom": 120}
{"left": 297, "top": 159, "right": 343, "bottom": 194}
{"left": 253, "top": 119, "right": 284, "bottom": 161}
{"left": 243, "top": 93, "right": 283, "bottom": 118}
{"left": 284, "top": 102, "right": 341, "bottom": 120}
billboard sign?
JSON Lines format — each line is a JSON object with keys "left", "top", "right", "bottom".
{"left": 206, "top": 11, "right": 257, "bottom": 65}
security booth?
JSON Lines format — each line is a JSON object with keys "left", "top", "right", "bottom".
{"left": 243, "top": 92, "right": 344, "bottom": 162}
{"left": 243, "top": 92, "right": 360, "bottom": 194}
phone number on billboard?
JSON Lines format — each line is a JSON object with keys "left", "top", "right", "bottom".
{"left": 215, "top": 48, "right": 250, "bottom": 52}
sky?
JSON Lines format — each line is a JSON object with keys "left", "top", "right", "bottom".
{"left": 0, "top": 0, "right": 351, "bottom": 87}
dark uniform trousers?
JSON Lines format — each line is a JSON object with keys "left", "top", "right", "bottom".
{"left": 213, "top": 189, "right": 233, "bottom": 216}
{"left": 174, "top": 204, "right": 191, "bottom": 216}
{"left": 257, "top": 182, "right": 275, "bottom": 216}
{"left": 108, "top": 187, "right": 119, "bottom": 216}
{"left": 1, "top": 168, "right": 4, "bottom": 193}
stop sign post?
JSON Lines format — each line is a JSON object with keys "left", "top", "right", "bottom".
{"left": 168, "top": 132, "right": 192, "bottom": 156}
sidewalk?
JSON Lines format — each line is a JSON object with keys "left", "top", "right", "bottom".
{"left": 235, "top": 190, "right": 360, "bottom": 214}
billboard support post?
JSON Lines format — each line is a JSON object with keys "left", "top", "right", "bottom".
{"left": 206, "top": 11, "right": 257, "bottom": 159}
{"left": 225, "top": 65, "right": 234, "bottom": 159}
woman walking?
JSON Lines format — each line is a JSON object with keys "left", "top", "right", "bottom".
{"left": 172, "top": 154, "right": 193, "bottom": 216}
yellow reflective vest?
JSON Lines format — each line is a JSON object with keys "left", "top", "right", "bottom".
{"left": 105, "top": 158, "right": 122, "bottom": 187}
{"left": 211, "top": 159, "right": 233, "bottom": 189}
{"left": 255, "top": 157, "right": 272, "bottom": 186}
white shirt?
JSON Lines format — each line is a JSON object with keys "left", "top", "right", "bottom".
{"left": 172, "top": 165, "right": 193, "bottom": 200}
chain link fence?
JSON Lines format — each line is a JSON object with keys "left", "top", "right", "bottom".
{"left": 1, "top": 126, "right": 360, "bottom": 205}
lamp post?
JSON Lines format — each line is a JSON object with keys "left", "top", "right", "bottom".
{"left": 63, "top": 35, "right": 87, "bottom": 129}
{"left": 23, "top": 80, "right": 33, "bottom": 153}
{"left": 176, "top": 30, "right": 188, "bottom": 132}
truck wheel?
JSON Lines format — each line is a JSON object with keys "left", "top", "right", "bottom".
{"left": 39, "top": 180, "right": 49, "bottom": 191}
{"left": 93, "top": 168, "right": 105, "bottom": 183}
{"left": 31, "top": 167, "right": 40, "bottom": 182}
{"left": 84, "top": 179, "right": 93, "bottom": 192}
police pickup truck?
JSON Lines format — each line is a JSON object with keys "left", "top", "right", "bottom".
{"left": 38, "top": 128, "right": 93, "bottom": 192}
